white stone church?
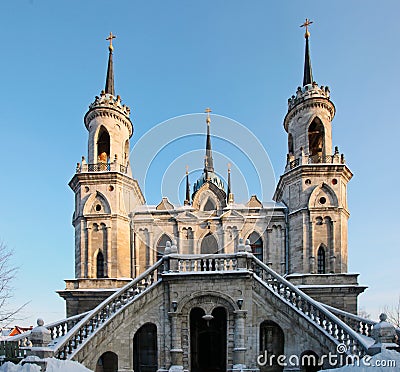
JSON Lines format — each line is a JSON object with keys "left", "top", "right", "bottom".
{"left": 6, "top": 24, "right": 398, "bottom": 372}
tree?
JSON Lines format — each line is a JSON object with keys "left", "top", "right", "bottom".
{"left": 383, "top": 295, "right": 400, "bottom": 328}
{"left": 358, "top": 307, "right": 371, "bottom": 320}
{"left": 0, "top": 241, "right": 25, "bottom": 326}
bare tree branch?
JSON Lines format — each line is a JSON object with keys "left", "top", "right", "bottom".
{"left": 0, "top": 241, "right": 28, "bottom": 327}
{"left": 383, "top": 295, "right": 400, "bottom": 328}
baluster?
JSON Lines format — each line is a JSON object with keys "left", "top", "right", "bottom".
{"left": 366, "top": 323, "right": 373, "bottom": 337}
{"left": 215, "top": 258, "right": 219, "bottom": 271}
{"left": 232, "top": 259, "right": 237, "bottom": 270}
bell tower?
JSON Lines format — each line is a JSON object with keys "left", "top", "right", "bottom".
{"left": 59, "top": 34, "right": 145, "bottom": 316}
{"left": 273, "top": 20, "right": 365, "bottom": 313}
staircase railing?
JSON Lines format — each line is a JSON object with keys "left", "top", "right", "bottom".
{"left": 322, "top": 303, "right": 400, "bottom": 344}
{"left": 251, "top": 256, "right": 371, "bottom": 356}
{"left": 0, "top": 311, "right": 89, "bottom": 362}
{"left": 51, "top": 259, "right": 164, "bottom": 359}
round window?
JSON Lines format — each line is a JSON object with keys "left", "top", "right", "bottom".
{"left": 319, "top": 197, "right": 326, "bottom": 205}
{"left": 332, "top": 179, "right": 338, "bottom": 185}
{"left": 95, "top": 204, "right": 102, "bottom": 211}
{"left": 305, "top": 179, "right": 311, "bottom": 185}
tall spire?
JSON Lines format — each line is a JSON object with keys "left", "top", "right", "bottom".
{"left": 301, "top": 19, "right": 313, "bottom": 86}
{"left": 204, "top": 108, "right": 214, "bottom": 175}
{"left": 105, "top": 32, "right": 116, "bottom": 96}
{"left": 227, "top": 163, "right": 231, "bottom": 203}
{"left": 184, "top": 166, "right": 190, "bottom": 206}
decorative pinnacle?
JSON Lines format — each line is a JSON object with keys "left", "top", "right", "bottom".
{"left": 228, "top": 162, "right": 231, "bottom": 173}
{"left": 186, "top": 165, "right": 189, "bottom": 175}
{"left": 205, "top": 107, "right": 212, "bottom": 124}
{"left": 106, "top": 32, "right": 116, "bottom": 52}
{"left": 300, "top": 18, "right": 313, "bottom": 38}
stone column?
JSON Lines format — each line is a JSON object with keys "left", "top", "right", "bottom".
{"left": 106, "top": 225, "right": 112, "bottom": 277}
{"left": 169, "top": 312, "right": 184, "bottom": 372}
{"left": 233, "top": 310, "right": 247, "bottom": 368}
{"left": 86, "top": 224, "right": 92, "bottom": 278}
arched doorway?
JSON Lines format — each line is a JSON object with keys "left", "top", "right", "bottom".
{"left": 259, "top": 320, "right": 284, "bottom": 372}
{"left": 95, "top": 351, "right": 118, "bottom": 372}
{"left": 133, "top": 323, "right": 158, "bottom": 372}
{"left": 190, "top": 307, "right": 227, "bottom": 372}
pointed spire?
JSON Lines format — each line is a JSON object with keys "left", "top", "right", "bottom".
{"left": 227, "top": 163, "right": 231, "bottom": 203}
{"left": 204, "top": 108, "right": 214, "bottom": 174}
{"left": 105, "top": 32, "right": 116, "bottom": 96}
{"left": 184, "top": 166, "right": 190, "bottom": 206}
{"left": 300, "top": 19, "right": 314, "bottom": 86}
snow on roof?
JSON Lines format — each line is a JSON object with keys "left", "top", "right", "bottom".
{"left": 0, "top": 357, "right": 93, "bottom": 371}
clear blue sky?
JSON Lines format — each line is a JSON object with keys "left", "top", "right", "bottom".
{"left": 0, "top": 1, "right": 399, "bottom": 325}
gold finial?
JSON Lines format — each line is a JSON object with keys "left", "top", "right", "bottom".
{"left": 106, "top": 32, "right": 116, "bottom": 52}
{"left": 186, "top": 165, "right": 189, "bottom": 175}
{"left": 300, "top": 18, "right": 313, "bottom": 38}
{"left": 227, "top": 163, "right": 231, "bottom": 173}
{"left": 205, "top": 107, "right": 212, "bottom": 124}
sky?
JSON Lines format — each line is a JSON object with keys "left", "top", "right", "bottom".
{"left": 0, "top": 1, "right": 399, "bottom": 326}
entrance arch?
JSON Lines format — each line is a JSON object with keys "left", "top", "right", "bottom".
{"left": 133, "top": 323, "right": 158, "bottom": 372}
{"left": 95, "top": 351, "right": 118, "bottom": 372}
{"left": 259, "top": 320, "right": 284, "bottom": 372}
{"left": 190, "top": 307, "right": 227, "bottom": 372}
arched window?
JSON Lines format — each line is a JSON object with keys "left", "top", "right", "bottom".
{"left": 97, "top": 127, "right": 110, "bottom": 162}
{"left": 308, "top": 118, "right": 324, "bottom": 158}
{"left": 96, "top": 251, "right": 105, "bottom": 278}
{"left": 156, "top": 234, "right": 171, "bottom": 261}
{"left": 317, "top": 246, "right": 326, "bottom": 274}
{"left": 201, "top": 233, "right": 218, "bottom": 254}
{"left": 248, "top": 232, "right": 263, "bottom": 261}
{"left": 124, "top": 140, "right": 129, "bottom": 162}
{"left": 203, "top": 198, "right": 216, "bottom": 211}
{"left": 288, "top": 133, "right": 294, "bottom": 154}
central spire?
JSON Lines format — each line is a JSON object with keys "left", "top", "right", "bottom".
{"left": 204, "top": 108, "right": 214, "bottom": 175}
{"left": 301, "top": 19, "right": 314, "bottom": 86}
{"left": 105, "top": 32, "right": 116, "bottom": 96}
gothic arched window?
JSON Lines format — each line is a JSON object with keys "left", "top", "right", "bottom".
{"left": 288, "top": 133, "right": 294, "bottom": 154}
{"left": 97, "top": 126, "right": 110, "bottom": 162}
{"left": 156, "top": 234, "right": 171, "bottom": 261}
{"left": 201, "top": 233, "right": 218, "bottom": 254}
{"left": 203, "top": 198, "right": 216, "bottom": 211}
{"left": 248, "top": 232, "right": 263, "bottom": 261}
{"left": 308, "top": 118, "right": 324, "bottom": 158}
{"left": 96, "top": 251, "right": 105, "bottom": 278}
{"left": 317, "top": 246, "right": 326, "bottom": 274}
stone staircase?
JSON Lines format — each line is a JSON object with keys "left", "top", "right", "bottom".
{"left": 2, "top": 252, "right": 383, "bottom": 366}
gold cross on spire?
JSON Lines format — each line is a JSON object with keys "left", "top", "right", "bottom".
{"left": 186, "top": 165, "right": 189, "bottom": 175}
{"left": 227, "top": 162, "right": 231, "bottom": 173}
{"left": 300, "top": 18, "right": 313, "bottom": 38}
{"left": 106, "top": 32, "right": 116, "bottom": 52}
{"left": 205, "top": 107, "right": 212, "bottom": 124}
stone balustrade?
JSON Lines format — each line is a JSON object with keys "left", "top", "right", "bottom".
{"left": 285, "top": 147, "right": 345, "bottom": 173}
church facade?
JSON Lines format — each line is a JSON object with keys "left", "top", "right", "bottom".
{"left": 53, "top": 26, "right": 373, "bottom": 372}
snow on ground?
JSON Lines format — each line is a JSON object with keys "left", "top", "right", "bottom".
{"left": 0, "top": 358, "right": 93, "bottom": 372}
{"left": 325, "top": 349, "right": 400, "bottom": 371}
